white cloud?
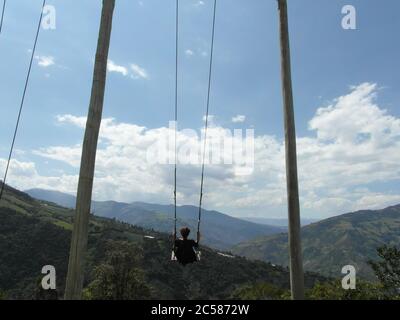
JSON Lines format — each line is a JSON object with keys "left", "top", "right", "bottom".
{"left": 56, "top": 114, "right": 87, "bottom": 128}
{"left": 202, "top": 114, "right": 215, "bottom": 123}
{"left": 232, "top": 115, "right": 246, "bottom": 123}
{"left": 130, "top": 64, "right": 149, "bottom": 79}
{"left": 0, "top": 158, "right": 78, "bottom": 194}
{"left": 35, "top": 55, "right": 55, "bottom": 67}
{"left": 107, "top": 60, "right": 148, "bottom": 80}
{"left": 185, "top": 49, "right": 194, "bottom": 57}
{"left": 107, "top": 60, "right": 128, "bottom": 76}
{"left": 33, "top": 145, "right": 83, "bottom": 168}
{"left": 2, "top": 83, "right": 400, "bottom": 219}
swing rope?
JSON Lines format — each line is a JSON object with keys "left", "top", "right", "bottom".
{"left": 172, "top": 0, "right": 216, "bottom": 250}
{"left": 0, "top": 0, "right": 46, "bottom": 202}
{"left": 0, "top": 0, "right": 6, "bottom": 35}
{"left": 197, "top": 0, "right": 217, "bottom": 243}
{"left": 173, "top": 0, "right": 179, "bottom": 243}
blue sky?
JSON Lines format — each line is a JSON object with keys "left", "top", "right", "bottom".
{"left": 0, "top": 0, "right": 399, "bottom": 219}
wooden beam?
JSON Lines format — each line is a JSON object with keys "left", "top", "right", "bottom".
{"left": 277, "top": 0, "right": 305, "bottom": 300}
{"left": 64, "top": 0, "right": 115, "bottom": 300}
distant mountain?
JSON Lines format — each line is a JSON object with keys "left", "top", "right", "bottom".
{"left": 232, "top": 204, "right": 400, "bottom": 280}
{"left": 25, "top": 188, "right": 284, "bottom": 250}
{"left": 241, "top": 217, "right": 319, "bottom": 227}
{"left": 26, "top": 188, "right": 77, "bottom": 208}
{"left": 2, "top": 184, "right": 324, "bottom": 299}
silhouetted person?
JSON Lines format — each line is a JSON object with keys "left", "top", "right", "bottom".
{"left": 174, "top": 227, "right": 200, "bottom": 266}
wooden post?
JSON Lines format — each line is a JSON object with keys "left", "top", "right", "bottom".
{"left": 64, "top": 0, "right": 115, "bottom": 300}
{"left": 277, "top": 0, "right": 305, "bottom": 300}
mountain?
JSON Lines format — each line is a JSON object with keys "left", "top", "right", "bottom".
{"left": 26, "top": 188, "right": 77, "bottom": 208}
{"left": 1, "top": 184, "right": 324, "bottom": 299}
{"left": 241, "top": 217, "right": 319, "bottom": 227}
{"left": 25, "top": 189, "right": 284, "bottom": 250}
{"left": 232, "top": 205, "right": 400, "bottom": 280}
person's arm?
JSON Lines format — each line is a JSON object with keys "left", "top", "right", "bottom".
{"left": 192, "top": 233, "right": 200, "bottom": 248}
{"left": 196, "top": 231, "right": 201, "bottom": 244}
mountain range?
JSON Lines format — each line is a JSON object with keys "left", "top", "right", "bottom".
{"left": 25, "top": 188, "right": 285, "bottom": 250}
{"left": 24, "top": 188, "right": 400, "bottom": 281}
{"left": 241, "top": 217, "right": 319, "bottom": 227}
{"left": 233, "top": 204, "right": 400, "bottom": 280}
{"left": 0, "top": 184, "right": 324, "bottom": 299}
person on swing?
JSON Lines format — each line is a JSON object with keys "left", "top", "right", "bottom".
{"left": 174, "top": 227, "right": 200, "bottom": 266}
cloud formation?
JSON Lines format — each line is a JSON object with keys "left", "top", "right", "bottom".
{"left": 107, "top": 60, "right": 149, "bottom": 80}
{"left": 35, "top": 55, "right": 55, "bottom": 67}
{"left": 232, "top": 115, "right": 246, "bottom": 123}
{"left": 130, "top": 64, "right": 149, "bottom": 79}
{"left": 107, "top": 60, "right": 128, "bottom": 76}
{"left": 2, "top": 83, "right": 400, "bottom": 219}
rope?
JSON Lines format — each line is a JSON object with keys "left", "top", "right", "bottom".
{"left": 173, "top": 0, "right": 179, "bottom": 244}
{"left": 197, "top": 0, "right": 217, "bottom": 242}
{"left": 0, "top": 0, "right": 6, "bottom": 35}
{"left": 0, "top": 0, "right": 46, "bottom": 202}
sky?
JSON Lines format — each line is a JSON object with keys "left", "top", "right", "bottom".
{"left": 0, "top": 0, "right": 399, "bottom": 220}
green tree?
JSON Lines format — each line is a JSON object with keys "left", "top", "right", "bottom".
{"left": 0, "top": 289, "right": 7, "bottom": 300}
{"left": 307, "top": 280, "right": 384, "bottom": 300}
{"left": 231, "top": 283, "right": 287, "bottom": 300}
{"left": 368, "top": 245, "right": 400, "bottom": 298}
{"left": 85, "top": 241, "right": 151, "bottom": 300}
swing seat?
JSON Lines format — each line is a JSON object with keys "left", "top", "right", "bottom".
{"left": 171, "top": 250, "right": 177, "bottom": 261}
{"left": 171, "top": 248, "right": 201, "bottom": 263}
{"left": 195, "top": 250, "right": 201, "bottom": 261}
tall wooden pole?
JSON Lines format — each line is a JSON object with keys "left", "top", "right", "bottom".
{"left": 277, "top": 0, "right": 305, "bottom": 300}
{"left": 64, "top": 0, "right": 115, "bottom": 300}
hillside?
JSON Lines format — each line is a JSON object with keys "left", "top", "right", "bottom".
{"left": 25, "top": 188, "right": 284, "bottom": 250}
{"left": 241, "top": 217, "right": 319, "bottom": 227}
{"left": 1, "top": 184, "right": 323, "bottom": 299}
{"left": 232, "top": 205, "right": 400, "bottom": 280}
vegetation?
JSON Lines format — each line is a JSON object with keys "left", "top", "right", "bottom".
{"left": 0, "top": 185, "right": 324, "bottom": 300}
{"left": 307, "top": 280, "right": 385, "bottom": 300}
{"left": 233, "top": 205, "right": 400, "bottom": 279}
{"left": 369, "top": 245, "right": 400, "bottom": 298}
{"left": 84, "top": 241, "right": 151, "bottom": 300}
{"left": 232, "top": 245, "right": 400, "bottom": 300}
{"left": 231, "top": 283, "right": 288, "bottom": 300}
{"left": 3, "top": 184, "right": 400, "bottom": 300}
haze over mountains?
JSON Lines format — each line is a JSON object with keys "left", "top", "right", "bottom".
{"left": 241, "top": 217, "right": 319, "bottom": 227}
{"left": 26, "top": 188, "right": 285, "bottom": 250}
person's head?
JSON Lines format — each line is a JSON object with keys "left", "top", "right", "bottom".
{"left": 180, "top": 227, "right": 191, "bottom": 240}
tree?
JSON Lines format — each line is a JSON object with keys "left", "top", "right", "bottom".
{"left": 369, "top": 245, "right": 400, "bottom": 298}
{"left": 231, "top": 282, "right": 287, "bottom": 300}
{"left": 307, "top": 280, "right": 384, "bottom": 300}
{"left": 0, "top": 289, "right": 7, "bottom": 300}
{"left": 33, "top": 277, "right": 59, "bottom": 300}
{"left": 85, "top": 241, "right": 151, "bottom": 300}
